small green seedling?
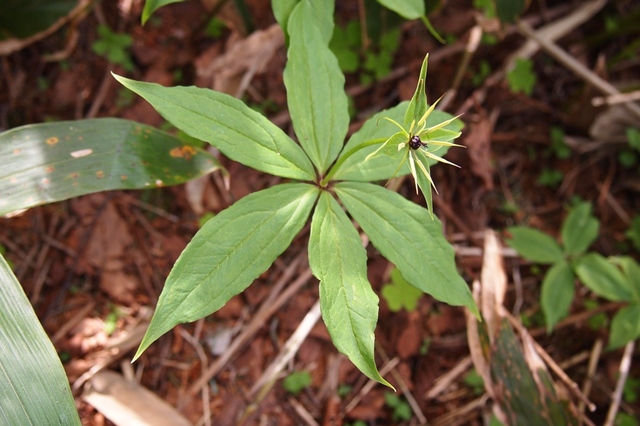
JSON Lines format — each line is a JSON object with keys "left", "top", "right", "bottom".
{"left": 507, "top": 58, "right": 536, "bottom": 96}
{"left": 92, "top": 25, "right": 135, "bottom": 71}
{"left": 384, "top": 392, "right": 412, "bottom": 421}
{"left": 506, "top": 200, "right": 599, "bottom": 331}
{"left": 625, "top": 215, "right": 640, "bottom": 252}
{"left": 463, "top": 368, "right": 485, "bottom": 395}
{"left": 549, "top": 126, "right": 571, "bottom": 159}
{"left": 381, "top": 267, "right": 423, "bottom": 312}
{"left": 282, "top": 371, "right": 311, "bottom": 395}
{"left": 537, "top": 168, "right": 564, "bottom": 188}
{"left": 507, "top": 201, "right": 640, "bottom": 348}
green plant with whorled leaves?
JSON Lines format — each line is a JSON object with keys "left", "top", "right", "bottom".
{"left": 114, "top": 0, "right": 477, "bottom": 386}
{"left": 506, "top": 201, "right": 640, "bottom": 348}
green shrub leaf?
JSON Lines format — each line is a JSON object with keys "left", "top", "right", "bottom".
{"left": 541, "top": 260, "right": 575, "bottom": 333}
{"left": 608, "top": 305, "right": 640, "bottom": 349}
{"left": 309, "top": 192, "right": 391, "bottom": 387}
{"left": 574, "top": 254, "right": 632, "bottom": 302}
{"left": 0, "top": 253, "right": 81, "bottom": 425}
{"left": 376, "top": 0, "right": 424, "bottom": 20}
{"left": 113, "top": 74, "right": 316, "bottom": 181}
{"left": 141, "top": 0, "right": 184, "bottom": 24}
{"left": 284, "top": 0, "right": 347, "bottom": 173}
{"left": 335, "top": 182, "right": 478, "bottom": 316}
{"left": 609, "top": 257, "right": 640, "bottom": 303}
{"left": 505, "top": 227, "right": 563, "bottom": 264}
{"left": 0, "top": 118, "right": 221, "bottom": 216}
{"left": 135, "top": 183, "right": 319, "bottom": 358}
{"left": 561, "top": 202, "right": 599, "bottom": 256}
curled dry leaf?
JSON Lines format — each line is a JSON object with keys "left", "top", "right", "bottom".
{"left": 196, "top": 24, "right": 285, "bottom": 98}
{"left": 463, "top": 108, "right": 499, "bottom": 191}
{"left": 466, "top": 229, "right": 580, "bottom": 425}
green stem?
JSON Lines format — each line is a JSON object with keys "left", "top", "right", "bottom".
{"left": 420, "top": 15, "right": 445, "bottom": 44}
{"left": 320, "top": 137, "right": 387, "bottom": 186}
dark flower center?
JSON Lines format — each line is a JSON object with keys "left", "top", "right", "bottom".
{"left": 409, "top": 135, "right": 426, "bottom": 150}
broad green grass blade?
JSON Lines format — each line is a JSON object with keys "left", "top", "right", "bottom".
{"left": 0, "top": 118, "right": 221, "bottom": 216}
{"left": 574, "top": 253, "right": 632, "bottom": 302}
{"left": 332, "top": 103, "right": 461, "bottom": 181}
{"left": 541, "top": 260, "right": 575, "bottom": 333}
{"left": 141, "top": 0, "right": 184, "bottom": 24}
{"left": 135, "top": 183, "right": 319, "bottom": 358}
{"left": 376, "top": 0, "right": 424, "bottom": 20}
{"left": 309, "top": 192, "right": 391, "bottom": 388}
{"left": 284, "top": 0, "right": 348, "bottom": 174}
{"left": 113, "top": 75, "right": 316, "bottom": 181}
{"left": 505, "top": 227, "right": 564, "bottom": 264}
{"left": 561, "top": 202, "right": 599, "bottom": 256}
{"left": 0, "top": 253, "right": 80, "bottom": 425}
{"left": 335, "top": 182, "right": 478, "bottom": 316}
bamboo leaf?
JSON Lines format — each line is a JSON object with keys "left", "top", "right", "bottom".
{"left": 0, "top": 253, "right": 80, "bottom": 425}
{"left": 0, "top": 118, "right": 222, "bottom": 216}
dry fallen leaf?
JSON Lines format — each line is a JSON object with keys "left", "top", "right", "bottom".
{"left": 83, "top": 370, "right": 192, "bottom": 426}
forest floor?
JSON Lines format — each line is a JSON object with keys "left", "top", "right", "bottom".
{"left": 1, "top": 0, "right": 640, "bottom": 425}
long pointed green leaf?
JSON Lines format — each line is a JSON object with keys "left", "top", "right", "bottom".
{"left": 309, "top": 192, "right": 391, "bottom": 388}
{"left": 335, "top": 182, "right": 478, "bottom": 316}
{"left": 574, "top": 253, "right": 632, "bottom": 302}
{"left": 113, "top": 75, "right": 316, "bottom": 181}
{"left": 0, "top": 253, "right": 80, "bottom": 425}
{"left": 561, "top": 202, "right": 599, "bottom": 256}
{"left": 0, "top": 118, "right": 221, "bottom": 216}
{"left": 541, "top": 260, "right": 575, "bottom": 333}
{"left": 135, "top": 183, "right": 319, "bottom": 358}
{"left": 332, "top": 103, "right": 461, "bottom": 181}
{"left": 284, "top": 0, "right": 348, "bottom": 173}
{"left": 505, "top": 227, "right": 564, "bottom": 264}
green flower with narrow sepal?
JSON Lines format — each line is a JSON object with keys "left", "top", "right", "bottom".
{"left": 366, "top": 54, "right": 464, "bottom": 217}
